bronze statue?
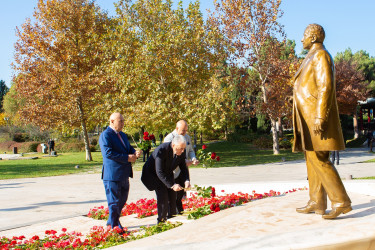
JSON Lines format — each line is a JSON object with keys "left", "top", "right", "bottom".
{"left": 293, "top": 24, "right": 351, "bottom": 219}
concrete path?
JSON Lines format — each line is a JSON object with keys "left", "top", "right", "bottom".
{"left": 0, "top": 147, "right": 374, "bottom": 249}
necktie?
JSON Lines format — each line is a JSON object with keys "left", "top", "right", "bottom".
{"left": 117, "top": 133, "right": 127, "bottom": 150}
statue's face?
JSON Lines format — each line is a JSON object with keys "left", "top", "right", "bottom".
{"left": 301, "top": 29, "right": 314, "bottom": 50}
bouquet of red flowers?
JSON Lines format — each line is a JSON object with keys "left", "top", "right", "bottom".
{"left": 139, "top": 132, "right": 152, "bottom": 151}
{"left": 196, "top": 144, "right": 220, "bottom": 168}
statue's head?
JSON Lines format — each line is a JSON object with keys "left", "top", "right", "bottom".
{"left": 302, "top": 24, "right": 325, "bottom": 50}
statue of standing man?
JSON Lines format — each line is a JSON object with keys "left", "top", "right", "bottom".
{"left": 293, "top": 24, "right": 351, "bottom": 219}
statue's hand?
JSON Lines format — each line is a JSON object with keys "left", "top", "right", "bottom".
{"left": 313, "top": 118, "right": 326, "bottom": 136}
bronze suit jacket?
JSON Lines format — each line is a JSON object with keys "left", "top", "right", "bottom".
{"left": 292, "top": 43, "right": 345, "bottom": 152}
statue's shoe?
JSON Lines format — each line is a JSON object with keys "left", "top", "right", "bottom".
{"left": 296, "top": 204, "right": 326, "bottom": 215}
{"left": 322, "top": 206, "right": 352, "bottom": 219}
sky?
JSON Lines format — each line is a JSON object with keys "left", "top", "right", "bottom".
{"left": 1, "top": 0, "right": 375, "bottom": 87}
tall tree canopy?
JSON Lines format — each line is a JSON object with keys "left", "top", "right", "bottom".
{"left": 335, "top": 48, "right": 375, "bottom": 96}
{"left": 13, "top": 0, "right": 113, "bottom": 160}
{"left": 104, "top": 0, "right": 231, "bottom": 134}
{"left": 211, "top": 0, "right": 291, "bottom": 154}
{"left": 0, "top": 80, "right": 9, "bottom": 111}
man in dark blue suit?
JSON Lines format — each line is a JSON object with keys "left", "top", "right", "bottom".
{"left": 99, "top": 112, "right": 141, "bottom": 230}
{"left": 141, "top": 135, "right": 191, "bottom": 223}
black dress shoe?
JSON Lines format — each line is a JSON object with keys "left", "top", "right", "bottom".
{"left": 296, "top": 204, "right": 325, "bottom": 215}
{"left": 322, "top": 206, "right": 352, "bottom": 219}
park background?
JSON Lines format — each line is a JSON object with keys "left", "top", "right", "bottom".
{"left": 0, "top": 0, "right": 374, "bottom": 177}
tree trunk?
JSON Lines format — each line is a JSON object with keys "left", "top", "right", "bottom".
{"left": 277, "top": 117, "right": 283, "bottom": 137}
{"left": 224, "top": 126, "right": 228, "bottom": 140}
{"left": 353, "top": 112, "right": 359, "bottom": 139}
{"left": 200, "top": 131, "right": 203, "bottom": 145}
{"left": 270, "top": 118, "right": 280, "bottom": 155}
{"left": 77, "top": 97, "right": 92, "bottom": 161}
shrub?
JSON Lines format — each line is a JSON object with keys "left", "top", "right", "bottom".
{"left": 55, "top": 142, "right": 85, "bottom": 152}
{"left": 27, "top": 142, "right": 40, "bottom": 152}
{"left": 279, "top": 137, "right": 292, "bottom": 149}
{"left": 13, "top": 133, "right": 29, "bottom": 142}
{"left": 0, "top": 141, "right": 41, "bottom": 153}
{"left": 346, "top": 135, "right": 367, "bottom": 148}
{"left": 252, "top": 136, "right": 273, "bottom": 149}
{"left": 227, "top": 131, "right": 258, "bottom": 143}
{"left": 89, "top": 145, "right": 96, "bottom": 152}
{"left": 91, "top": 138, "right": 98, "bottom": 146}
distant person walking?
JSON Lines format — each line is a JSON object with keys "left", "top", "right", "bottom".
{"left": 48, "top": 139, "right": 55, "bottom": 154}
{"left": 159, "top": 133, "right": 163, "bottom": 145}
{"left": 367, "top": 130, "right": 373, "bottom": 148}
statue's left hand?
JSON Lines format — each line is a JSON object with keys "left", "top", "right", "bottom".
{"left": 313, "top": 118, "right": 326, "bottom": 135}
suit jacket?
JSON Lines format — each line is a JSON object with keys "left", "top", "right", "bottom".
{"left": 99, "top": 127, "right": 136, "bottom": 181}
{"left": 292, "top": 43, "right": 345, "bottom": 152}
{"left": 141, "top": 142, "right": 190, "bottom": 191}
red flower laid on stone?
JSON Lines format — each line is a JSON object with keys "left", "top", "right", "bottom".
{"left": 211, "top": 187, "right": 216, "bottom": 197}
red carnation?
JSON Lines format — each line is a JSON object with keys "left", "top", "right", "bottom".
{"left": 202, "top": 145, "right": 207, "bottom": 150}
{"left": 211, "top": 187, "right": 216, "bottom": 197}
{"left": 143, "top": 132, "right": 149, "bottom": 137}
{"left": 150, "top": 134, "right": 155, "bottom": 140}
{"left": 211, "top": 152, "right": 216, "bottom": 159}
{"left": 216, "top": 156, "right": 220, "bottom": 161}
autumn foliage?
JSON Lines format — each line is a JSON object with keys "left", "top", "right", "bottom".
{"left": 13, "top": 0, "right": 114, "bottom": 160}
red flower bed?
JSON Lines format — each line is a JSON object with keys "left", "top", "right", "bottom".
{"left": 0, "top": 226, "right": 130, "bottom": 250}
{"left": 88, "top": 198, "right": 157, "bottom": 220}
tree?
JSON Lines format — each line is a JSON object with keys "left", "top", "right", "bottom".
{"left": 0, "top": 80, "right": 9, "bottom": 111}
{"left": 335, "top": 48, "right": 375, "bottom": 96}
{"left": 2, "top": 82, "right": 24, "bottom": 125}
{"left": 107, "top": 0, "right": 229, "bottom": 135}
{"left": 335, "top": 58, "right": 368, "bottom": 138}
{"left": 13, "top": 0, "right": 113, "bottom": 160}
{"left": 211, "top": 0, "right": 286, "bottom": 154}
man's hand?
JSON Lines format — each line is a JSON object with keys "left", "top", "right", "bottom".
{"left": 171, "top": 184, "right": 183, "bottom": 192}
{"left": 135, "top": 150, "right": 142, "bottom": 158}
{"left": 192, "top": 159, "right": 199, "bottom": 165}
{"left": 313, "top": 118, "right": 326, "bottom": 136}
{"left": 128, "top": 154, "right": 137, "bottom": 163}
{"left": 185, "top": 160, "right": 193, "bottom": 167}
{"left": 184, "top": 181, "right": 191, "bottom": 190}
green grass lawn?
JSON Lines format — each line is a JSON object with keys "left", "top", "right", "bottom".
{"left": 0, "top": 152, "right": 104, "bottom": 179}
{"left": 0, "top": 141, "right": 305, "bottom": 179}
{"left": 193, "top": 141, "right": 304, "bottom": 168}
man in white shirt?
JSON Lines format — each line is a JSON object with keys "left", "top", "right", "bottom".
{"left": 164, "top": 120, "right": 199, "bottom": 213}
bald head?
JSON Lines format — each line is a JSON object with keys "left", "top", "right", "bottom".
{"left": 109, "top": 112, "right": 124, "bottom": 132}
{"left": 176, "top": 120, "right": 188, "bottom": 136}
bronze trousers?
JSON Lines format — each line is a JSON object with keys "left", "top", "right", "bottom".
{"left": 305, "top": 151, "right": 351, "bottom": 208}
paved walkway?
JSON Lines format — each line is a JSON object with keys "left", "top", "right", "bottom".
{"left": 0, "top": 148, "right": 374, "bottom": 249}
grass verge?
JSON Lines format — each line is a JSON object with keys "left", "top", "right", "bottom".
{"left": 0, "top": 152, "right": 103, "bottom": 179}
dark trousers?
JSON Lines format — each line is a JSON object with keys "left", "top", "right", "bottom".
{"left": 143, "top": 150, "right": 150, "bottom": 162}
{"left": 155, "top": 185, "right": 176, "bottom": 223}
{"left": 103, "top": 179, "right": 129, "bottom": 229}
{"left": 331, "top": 151, "right": 340, "bottom": 165}
{"left": 174, "top": 174, "right": 185, "bottom": 213}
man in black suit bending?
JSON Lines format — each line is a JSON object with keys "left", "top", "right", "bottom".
{"left": 141, "top": 135, "right": 191, "bottom": 223}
